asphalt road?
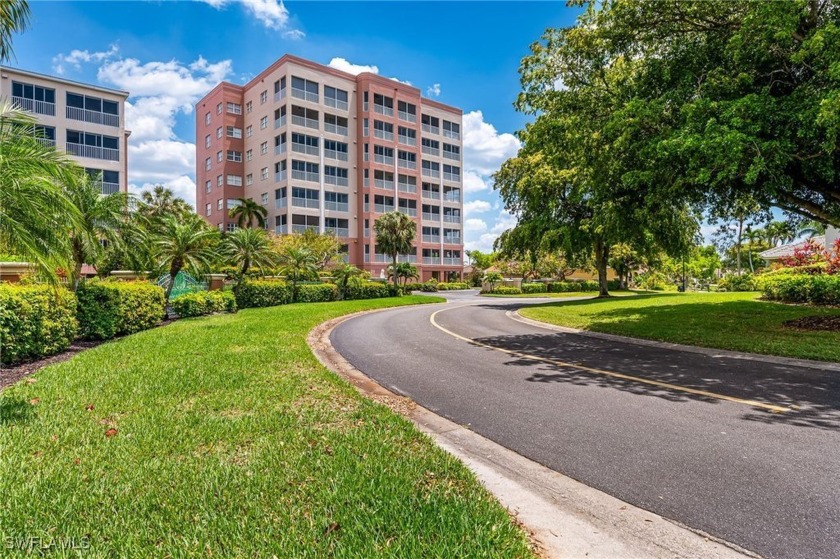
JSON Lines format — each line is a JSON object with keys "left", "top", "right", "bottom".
{"left": 331, "top": 291, "right": 840, "bottom": 559}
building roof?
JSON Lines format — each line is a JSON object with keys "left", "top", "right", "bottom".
{"left": 759, "top": 236, "right": 825, "bottom": 260}
{"left": 0, "top": 65, "right": 130, "bottom": 97}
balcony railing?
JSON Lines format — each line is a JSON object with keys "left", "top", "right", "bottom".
{"left": 291, "top": 87, "right": 319, "bottom": 103}
{"left": 398, "top": 182, "right": 417, "bottom": 194}
{"left": 422, "top": 256, "right": 440, "bottom": 265}
{"left": 422, "top": 190, "right": 439, "bottom": 200}
{"left": 275, "top": 144, "right": 286, "bottom": 155}
{"left": 422, "top": 235, "right": 441, "bottom": 243}
{"left": 325, "top": 226, "right": 349, "bottom": 237}
{"left": 274, "top": 89, "right": 286, "bottom": 102}
{"left": 275, "top": 197, "right": 287, "bottom": 209}
{"left": 292, "top": 142, "right": 319, "bottom": 156}
{"left": 325, "top": 97, "right": 349, "bottom": 111}
{"left": 291, "top": 169, "right": 319, "bottom": 182}
{"left": 422, "top": 168, "right": 440, "bottom": 179}
{"left": 275, "top": 171, "right": 287, "bottom": 182}
{"left": 397, "top": 254, "right": 418, "bottom": 263}
{"left": 66, "top": 106, "right": 119, "bottom": 127}
{"left": 324, "top": 201, "right": 349, "bottom": 212}
{"left": 324, "top": 149, "right": 348, "bottom": 161}
{"left": 374, "top": 154, "right": 394, "bottom": 166}
{"left": 373, "top": 254, "right": 389, "bottom": 263}
{"left": 65, "top": 142, "right": 119, "bottom": 161}
{"left": 443, "top": 257, "right": 461, "bottom": 266}
{"left": 374, "top": 203, "right": 395, "bottom": 214}
{"left": 373, "top": 104, "right": 394, "bottom": 116}
{"left": 443, "top": 130, "right": 461, "bottom": 140}
{"left": 292, "top": 197, "right": 319, "bottom": 209}
{"left": 98, "top": 181, "right": 120, "bottom": 195}
{"left": 398, "top": 135, "right": 416, "bottom": 146}
{"left": 398, "top": 110, "right": 417, "bottom": 123}
{"left": 374, "top": 129, "right": 394, "bottom": 141}
{"left": 292, "top": 225, "right": 318, "bottom": 234}
{"left": 324, "top": 175, "right": 349, "bottom": 187}
{"left": 421, "top": 145, "right": 440, "bottom": 157}
{"left": 443, "top": 214, "right": 461, "bottom": 223}
{"left": 422, "top": 212, "right": 439, "bottom": 221}
{"left": 324, "top": 122, "right": 348, "bottom": 136}
{"left": 364, "top": 253, "right": 370, "bottom": 263}
{"left": 274, "top": 116, "right": 287, "bottom": 129}
{"left": 13, "top": 96, "right": 55, "bottom": 116}
{"left": 397, "top": 206, "right": 417, "bottom": 217}
{"left": 398, "top": 159, "right": 417, "bottom": 170}
{"left": 443, "top": 172, "right": 460, "bottom": 183}
{"left": 443, "top": 151, "right": 460, "bottom": 161}
{"left": 275, "top": 224, "right": 287, "bottom": 234}
{"left": 443, "top": 236, "right": 462, "bottom": 245}
{"left": 422, "top": 123, "right": 440, "bottom": 135}
{"left": 374, "top": 179, "right": 394, "bottom": 189}
{"left": 35, "top": 138, "right": 56, "bottom": 148}
{"left": 444, "top": 192, "right": 461, "bottom": 203}
{"left": 291, "top": 115, "right": 319, "bottom": 130}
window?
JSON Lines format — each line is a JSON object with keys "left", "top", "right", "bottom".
{"left": 246, "top": 173, "right": 253, "bottom": 186}
{"left": 65, "top": 92, "right": 119, "bottom": 125}
{"left": 443, "top": 120, "right": 460, "bottom": 140}
{"left": 261, "top": 192, "right": 269, "bottom": 205}
{"left": 422, "top": 160, "right": 440, "bottom": 177}
{"left": 324, "top": 165, "right": 349, "bottom": 186}
{"left": 398, "top": 101, "right": 416, "bottom": 122}
{"left": 246, "top": 125, "right": 253, "bottom": 138}
{"left": 226, "top": 102, "right": 242, "bottom": 114}
{"left": 291, "top": 132, "right": 318, "bottom": 155}
{"left": 205, "top": 203, "right": 212, "bottom": 216}
{"left": 226, "top": 222, "right": 239, "bottom": 233}
{"left": 217, "top": 175, "right": 223, "bottom": 187}
{"left": 443, "top": 164, "right": 461, "bottom": 181}
{"left": 216, "top": 103, "right": 223, "bottom": 115}
{"left": 398, "top": 126, "right": 416, "bottom": 145}
{"left": 324, "top": 113, "right": 348, "bottom": 135}
{"left": 324, "top": 85, "right": 348, "bottom": 110}
{"left": 65, "top": 130, "right": 119, "bottom": 160}
{"left": 292, "top": 186, "right": 320, "bottom": 208}
{"left": 246, "top": 149, "right": 253, "bottom": 161}
{"left": 227, "top": 150, "right": 242, "bottom": 162}
{"left": 373, "top": 145, "right": 394, "bottom": 164}
{"left": 217, "top": 127, "right": 223, "bottom": 139}
{"left": 373, "top": 93, "right": 394, "bottom": 115}
{"left": 398, "top": 150, "right": 417, "bottom": 169}
{"left": 291, "top": 105, "right": 319, "bottom": 129}
{"left": 260, "top": 116, "right": 268, "bottom": 129}
{"left": 260, "top": 141, "right": 268, "bottom": 155}
{"left": 204, "top": 134, "right": 211, "bottom": 148}
{"left": 217, "top": 151, "right": 223, "bottom": 163}
{"left": 291, "top": 76, "right": 319, "bottom": 102}
{"left": 205, "top": 112, "right": 211, "bottom": 125}
{"left": 363, "top": 118, "right": 369, "bottom": 137}
{"left": 422, "top": 114, "right": 440, "bottom": 133}
{"left": 260, "top": 90, "right": 268, "bottom": 104}
{"left": 443, "top": 143, "right": 460, "bottom": 160}
{"left": 373, "top": 120, "right": 394, "bottom": 141}
{"left": 217, "top": 199, "right": 223, "bottom": 211}
{"left": 226, "top": 126, "right": 242, "bottom": 138}
{"left": 291, "top": 160, "right": 319, "bottom": 181}
{"left": 227, "top": 174, "right": 243, "bottom": 186}
{"left": 324, "top": 139, "right": 348, "bottom": 161}
{"left": 205, "top": 158, "right": 211, "bottom": 171}
{"left": 205, "top": 180, "right": 212, "bottom": 193}
{"left": 12, "top": 81, "right": 56, "bottom": 115}
{"left": 261, "top": 167, "right": 268, "bottom": 180}
{"left": 246, "top": 100, "right": 253, "bottom": 113}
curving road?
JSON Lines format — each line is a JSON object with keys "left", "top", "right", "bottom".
{"left": 331, "top": 291, "right": 840, "bottom": 559}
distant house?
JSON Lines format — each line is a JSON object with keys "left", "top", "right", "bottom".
{"left": 759, "top": 226, "right": 838, "bottom": 264}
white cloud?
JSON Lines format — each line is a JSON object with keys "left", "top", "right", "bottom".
{"left": 327, "top": 57, "right": 379, "bottom": 75}
{"left": 462, "top": 110, "right": 521, "bottom": 176}
{"left": 282, "top": 29, "right": 306, "bottom": 40}
{"left": 463, "top": 171, "right": 489, "bottom": 193}
{"left": 98, "top": 56, "right": 231, "bottom": 100}
{"left": 426, "top": 83, "right": 441, "bottom": 97}
{"left": 201, "top": 0, "right": 303, "bottom": 34}
{"left": 465, "top": 210, "right": 518, "bottom": 253}
{"left": 464, "top": 200, "right": 491, "bottom": 216}
{"left": 52, "top": 44, "right": 119, "bottom": 74}
{"left": 389, "top": 77, "right": 412, "bottom": 86}
{"left": 464, "top": 218, "right": 488, "bottom": 233}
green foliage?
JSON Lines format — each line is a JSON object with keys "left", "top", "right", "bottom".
{"left": 483, "top": 271, "right": 504, "bottom": 290}
{"left": 75, "top": 280, "right": 165, "bottom": 340}
{"left": 436, "top": 282, "right": 470, "bottom": 291}
{"left": 521, "top": 282, "right": 547, "bottom": 294}
{"left": 762, "top": 274, "right": 840, "bottom": 306}
{"left": 491, "top": 286, "right": 523, "bottom": 295}
{"left": 547, "top": 280, "right": 620, "bottom": 293}
{"left": 0, "top": 284, "right": 78, "bottom": 364}
{"left": 636, "top": 271, "right": 675, "bottom": 292}
{"left": 296, "top": 283, "right": 338, "bottom": 303}
{"left": 228, "top": 198, "right": 267, "bottom": 228}
{"left": 220, "top": 227, "right": 278, "bottom": 286}
{"left": 374, "top": 212, "right": 417, "bottom": 289}
{"left": 170, "top": 291, "right": 237, "bottom": 318}
{"left": 344, "top": 281, "right": 392, "bottom": 300}
{"left": 233, "top": 279, "right": 292, "bottom": 309}
{"left": 718, "top": 274, "right": 758, "bottom": 292}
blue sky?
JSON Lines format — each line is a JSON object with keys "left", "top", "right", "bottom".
{"left": 10, "top": 1, "right": 581, "bottom": 251}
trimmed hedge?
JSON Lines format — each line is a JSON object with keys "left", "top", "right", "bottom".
{"left": 718, "top": 273, "right": 758, "bottom": 292}
{"left": 547, "top": 280, "right": 621, "bottom": 292}
{"left": 345, "top": 281, "right": 391, "bottom": 300}
{"left": 76, "top": 280, "right": 165, "bottom": 340}
{"left": 522, "top": 282, "right": 547, "bottom": 294}
{"left": 762, "top": 274, "right": 840, "bottom": 306}
{"left": 0, "top": 285, "right": 78, "bottom": 365}
{"left": 171, "top": 291, "right": 237, "bottom": 318}
{"left": 297, "top": 283, "right": 338, "bottom": 303}
{"left": 492, "top": 286, "right": 523, "bottom": 295}
{"left": 436, "top": 282, "right": 470, "bottom": 290}
{"left": 234, "top": 280, "right": 292, "bottom": 308}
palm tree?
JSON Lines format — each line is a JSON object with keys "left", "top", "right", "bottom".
{"left": 64, "top": 170, "right": 129, "bottom": 289}
{"left": 797, "top": 220, "right": 826, "bottom": 239}
{"left": 220, "top": 227, "right": 277, "bottom": 287}
{"left": 278, "top": 246, "right": 318, "bottom": 302}
{"left": 152, "top": 215, "right": 219, "bottom": 302}
{"left": 332, "top": 263, "right": 364, "bottom": 300}
{"left": 228, "top": 198, "right": 268, "bottom": 229}
{"left": 138, "top": 185, "right": 193, "bottom": 224}
{"left": 388, "top": 262, "right": 419, "bottom": 287}
{"left": 0, "top": 0, "right": 30, "bottom": 62}
{"left": 373, "top": 211, "right": 416, "bottom": 290}
{"left": 744, "top": 227, "right": 765, "bottom": 274}
{"left": 0, "top": 99, "right": 79, "bottom": 282}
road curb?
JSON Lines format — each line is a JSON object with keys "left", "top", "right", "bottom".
{"left": 509, "top": 310, "right": 840, "bottom": 372}
{"left": 308, "top": 307, "right": 758, "bottom": 559}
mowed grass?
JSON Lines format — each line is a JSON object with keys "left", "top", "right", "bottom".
{"left": 481, "top": 290, "right": 645, "bottom": 299}
{"left": 519, "top": 292, "right": 840, "bottom": 362}
{"left": 0, "top": 296, "right": 536, "bottom": 558}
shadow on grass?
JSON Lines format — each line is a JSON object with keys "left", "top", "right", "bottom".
{"left": 471, "top": 327, "right": 840, "bottom": 432}
{"left": 0, "top": 397, "right": 34, "bottom": 425}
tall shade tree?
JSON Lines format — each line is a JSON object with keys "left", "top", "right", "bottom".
{"left": 0, "top": 0, "right": 29, "bottom": 62}
{"left": 220, "top": 227, "right": 277, "bottom": 287}
{"left": 64, "top": 170, "right": 129, "bottom": 289}
{"left": 374, "top": 211, "right": 416, "bottom": 290}
{"left": 0, "top": 100, "right": 79, "bottom": 281}
{"left": 278, "top": 246, "right": 318, "bottom": 302}
{"left": 152, "top": 215, "right": 219, "bottom": 302}
{"left": 228, "top": 198, "right": 268, "bottom": 229}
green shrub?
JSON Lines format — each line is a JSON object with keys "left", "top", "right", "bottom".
{"left": 297, "top": 283, "right": 338, "bottom": 303}
{"left": 492, "top": 286, "right": 523, "bottom": 295}
{"left": 762, "top": 274, "right": 840, "bottom": 305}
{"left": 171, "top": 291, "right": 237, "bottom": 318}
{"left": 718, "top": 273, "right": 758, "bottom": 292}
{"left": 437, "top": 282, "right": 470, "bottom": 290}
{"left": 419, "top": 282, "right": 439, "bottom": 292}
{"left": 636, "top": 271, "right": 675, "bottom": 291}
{"left": 346, "top": 281, "right": 392, "bottom": 300}
{"left": 548, "top": 280, "right": 598, "bottom": 292}
{"left": 0, "top": 285, "right": 78, "bottom": 365}
{"left": 233, "top": 280, "right": 292, "bottom": 308}
{"left": 402, "top": 282, "right": 425, "bottom": 292}
{"left": 76, "top": 280, "right": 165, "bottom": 341}
{"left": 522, "top": 282, "right": 547, "bottom": 294}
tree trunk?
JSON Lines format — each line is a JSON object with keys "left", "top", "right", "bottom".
{"left": 391, "top": 256, "right": 399, "bottom": 292}
{"left": 736, "top": 218, "right": 743, "bottom": 275}
{"left": 594, "top": 237, "right": 610, "bottom": 298}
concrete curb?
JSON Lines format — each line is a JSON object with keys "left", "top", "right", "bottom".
{"left": 509, "top": 310, "right": 840, "bottom": 372}
{"left": 308, "top": 308, "right": 758, "bottom": 559}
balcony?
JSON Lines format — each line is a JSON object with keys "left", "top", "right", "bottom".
{"left": 422, "top": 168, "right": 440, "bottom": 179}
{"left": 275, "top": 171, "right": 287, "bottom": 182}
{"left": 292, "top": 197, "right": 319, "bottom": 209}
{"left": 422, "top": 234, "right": 441, "bottom": 243}
{"left": 13, "top": 96, "right": 55, "bottom": 116}
{"left": 292, "top": 224, "right": 318, "bottom": 234}
{"left": 373, "top": 254, "right": 389, "bottom": 263}
{"left": 291, "top": 169, "right": 319, "bottom": 182}
{"left": 275, "top": 224, "right": 287, "bottom": 234}
{"left": 443, "top": 191, "right": 461, "bottom": 203}
{"left": 443, "top": 257, "right": 461, "bottom": 266}
{"left": 364, "top": 228, "right": 370, "bottom": 238}
{"left": 274, "top": 116, "right": 287, "bottom": 129}
{"left": 373, "top": 104, "right": 394, "bottom": 117}
{"left": 324, "top": 201, "right": 349, "bottom": 212}
{"left": 422, "top": 145, "right": 440, "bottom": 157}
{"left": 398, "top": 206, "right": 417, "bottom": 217}
{"left": 66, "top": 106, "right": 120, "bottom": 127}
{"left": 324, "top": 149, "right": 348, "bottom": 161}
{"left": 421, "top": 189, "right": 439, "bottom": 200}
{"left": 443, "top": 151, "right": 460, "bottom": 161}
{"left": 374, "top": 154, "right": 394, "bottom": 166}
{"left": 442, "top": 130, "right": 461, "bottom": 141}
{"left": 324, "top": 122, "right": 348, "bottom": 136}
{"left": 99, "top": 181, "right": 120, "bottom": 195}
{"left": 374, "top": 179, "right": 394, "bottom": 189}
{"left": 443, "top": 214, "right": 461, "bottom": 224}
{"left": 374, "top": 203, "right": 395, "bottom": 214}
{"left": 35, "top": 138, "right": 56, "bottom": 148}
{"left": 374, "top": 129, "right": 394, "bottom": 141}
{"left": 443, "top": 172, "right": 460, "bottom": 183}
{"left": 443, "top": 236, "right": 462, "bottom": 245}
{"left": 324, "top": 175, "right": 349, "bottom": 187}
{"left": 291, "top": 115, "right": 319, "bottom": 130}
{"left": 275, "top": 197, "right": 287, "bottom": 209}
{"left": 292, "top": 142, "right": 319, "bottom": 156}
{"left": 397, "top": 254, "right": 418, "bottom": 263}
{"left": 422, "top": 256, "right": 440, "bottom": 265}
{"left": 275, "top": 144, "right": 286, "bottom": 155}
{"left": 398, "top": 182, "right": 417, "bottom": 194}
{"left": 291, "top": 87, "right": 319, "bottom": 103}
{"left": 325, "top": 97, "right": 348, "bottom": 111}
{"left": 325, "top": 226, "right": 349, "bottom": 237}
{"left": 398, "top": 135, "right": 416, "bottom": 146}
{"left": 422, "top": 212, "right": 439, "bottom": 221}
{"left": 66, "top": 142, "right": 119, "bottom": 161}
{"left": 398, "top": 159, "right": 417, "bottom": 170}
{"left": 398, "top": 110, "right": 417, "bottom": 123}
{"left": 422, "top": 123, "right": 440, "bottom": 135}
{"left": 274, "top": 89, "right": 286, "bottom": 102}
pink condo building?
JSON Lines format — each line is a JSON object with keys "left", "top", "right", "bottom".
{"left": 195, "top": 54, "right": 464, "bottom": 282}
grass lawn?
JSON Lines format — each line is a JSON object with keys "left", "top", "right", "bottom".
{"left": 0, "top": 296, "right": 536, "bottom": 558}
{"left": 519, "top": 292, "right": 840, "bottom": 362}
{"left": 482, "top": 290, "right": 645, "bottom": 298}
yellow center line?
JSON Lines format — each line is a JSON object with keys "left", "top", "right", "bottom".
{"left": 429, "top": 306, "right": 790, "bottom": 414}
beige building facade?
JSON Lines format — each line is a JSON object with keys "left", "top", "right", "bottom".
{"left": 0, "top": 66, "right": 130, "bottom": 194}
{"left": 195, "top": 54, "right": 464, "bottom": 281}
